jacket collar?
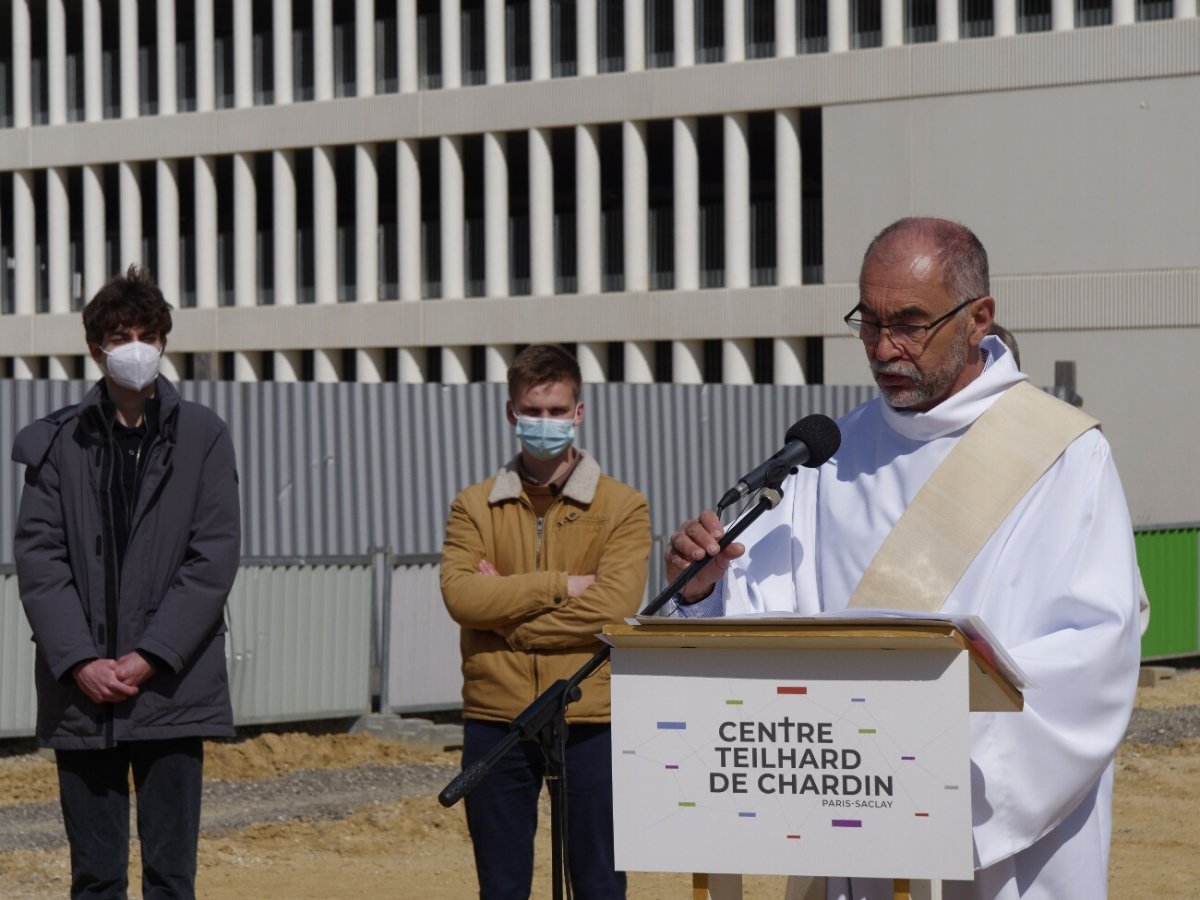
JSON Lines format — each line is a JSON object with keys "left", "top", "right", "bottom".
{"left": 488, "top": 450, "right": 601, "bottom": 507}
{"left": 11, "top": 375, "right": 181, "bottom": 468}
{"left": 81, "top": 375, "right": 181, "bottom": 435}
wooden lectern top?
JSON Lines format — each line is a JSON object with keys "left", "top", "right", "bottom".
{"left": 602, "top": 619, "right": 1023, "bottom": 713}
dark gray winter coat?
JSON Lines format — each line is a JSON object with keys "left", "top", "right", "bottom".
{"left": 12, "top": 376, "right": 240, "bottom": 749}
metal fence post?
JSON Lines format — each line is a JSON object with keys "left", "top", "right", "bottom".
{"left": 373, "top": 547, "right": 395, "bottom": 713}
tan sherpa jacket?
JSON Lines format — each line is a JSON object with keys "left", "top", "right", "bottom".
{"left": 441, "top": 450, "right": 651, "bottom": 723}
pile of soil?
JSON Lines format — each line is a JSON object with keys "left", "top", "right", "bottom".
{"left": 2, "top": 670, "right": 1198, "bottom": 899}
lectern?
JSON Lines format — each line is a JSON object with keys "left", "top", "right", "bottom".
{"left": 602, "top": 616, "right": 1025, "bottom": 900}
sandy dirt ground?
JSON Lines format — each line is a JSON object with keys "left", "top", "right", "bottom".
{"left": 2, "top": 669, "right": 1198, "bottom": 899}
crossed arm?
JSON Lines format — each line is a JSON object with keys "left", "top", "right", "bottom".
{"left": 441, "top": 493, "right": 652, "bottom": 648}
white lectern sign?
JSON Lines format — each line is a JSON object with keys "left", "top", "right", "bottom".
{"left": 609, "top": 644, "right": 975, "bottom": 881}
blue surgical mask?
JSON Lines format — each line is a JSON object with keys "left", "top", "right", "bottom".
{"left": 515, "top": 415, "right": 576, "bottom": 461}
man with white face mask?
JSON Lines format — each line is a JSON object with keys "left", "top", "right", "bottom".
{"left": 441, "top": 344, "right": 652, "bottom": 899}
{"left": 12, "top": 265, "right": 241, "bottom": 899}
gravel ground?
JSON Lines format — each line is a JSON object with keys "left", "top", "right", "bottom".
{"left": 0, "top": 762, "right": 458, "bottom": 855}
{"left": 0, "top": 706, "right": 1194, "bottom": 858}
{"left": 1123, "top": 704, "right": 1200, "bottom": 745}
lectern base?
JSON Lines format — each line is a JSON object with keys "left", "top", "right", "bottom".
{"left": 692, "top": 872, "right": 742, "bottom": 899}
{"left": 692, "top": 874, "right": 931, "bottom": 899}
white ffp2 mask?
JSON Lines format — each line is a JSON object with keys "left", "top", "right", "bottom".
{"left": 101, "top": 341, "right": 162, "bottom": 391}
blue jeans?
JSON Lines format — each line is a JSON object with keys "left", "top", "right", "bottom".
{"left": 462, "top": 719, "right": 626, "bottom": 900}
{"left": 55, "top": 738, "right": 204, "bottom": 900}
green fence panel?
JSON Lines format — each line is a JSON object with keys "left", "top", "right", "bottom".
{"left": 1134, "top": 528, "right": 1200, "bottom": 660}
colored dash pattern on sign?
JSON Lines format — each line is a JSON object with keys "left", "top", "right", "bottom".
{"left": 622, "top": 688, "right": 932, "bottom": 843}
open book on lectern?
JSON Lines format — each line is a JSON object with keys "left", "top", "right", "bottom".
{"left": 623, "top": 607, "right": 1032, "bottom": 691}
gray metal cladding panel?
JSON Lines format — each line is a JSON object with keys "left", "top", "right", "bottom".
{"left": 225, "top": 564, "right": 373, "bottom": 725}
{"left": 578, "top": 382, "right": 879, "bottom": 546}
{"left": 2, "top": 379, "right": 876, "bottom": 563}
{"left": 386, "top": 561, "right": 464, "bottom": 713}
{"left": 0, "top": 573, "right": 37, "bottom": 738}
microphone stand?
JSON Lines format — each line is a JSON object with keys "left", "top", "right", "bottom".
{"left": 438, "top": 482, "right": 789, "bottom": 900}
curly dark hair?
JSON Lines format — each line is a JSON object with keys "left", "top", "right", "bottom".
{"left": 82, "top": 265, "right": 174, "bottom": 347}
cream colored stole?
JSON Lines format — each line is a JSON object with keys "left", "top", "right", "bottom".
{"left": 782, "top": 385, "right": 1096, "bottom": 900}
{"left": 847, "top": 382, "right": 1098, "bottom": 612}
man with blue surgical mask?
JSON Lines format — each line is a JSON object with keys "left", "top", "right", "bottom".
{"left": 508, "top": 368, "right": 583, "bottom": 478}
{"left": 12, "top": 265, "right": 240, "bottom": 900}
{"left": 442, "top": 344, "right": 652, "bottom": 900}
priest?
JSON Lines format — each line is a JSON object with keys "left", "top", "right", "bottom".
{"left": 665, "top": 217, "right": 1145, "bottom": 899}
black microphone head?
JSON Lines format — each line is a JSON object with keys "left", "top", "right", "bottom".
{"left": 785, "top": 415, "right": 841, "bottom": 468}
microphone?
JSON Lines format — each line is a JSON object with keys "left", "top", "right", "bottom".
{"left": 716, "top": 415, "right": 841, "bottom": 513}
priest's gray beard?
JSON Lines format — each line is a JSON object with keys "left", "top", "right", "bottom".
{"left": 872, "top": 318, "right": 970, "bottom": 409}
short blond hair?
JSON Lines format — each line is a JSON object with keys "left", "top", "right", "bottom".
{"left": 507, "top": 345, "right": 582, "bottom": 403}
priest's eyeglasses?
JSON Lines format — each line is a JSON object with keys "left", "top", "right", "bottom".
{"left": 843, "top": 297, "right": 980, "bottom": 349}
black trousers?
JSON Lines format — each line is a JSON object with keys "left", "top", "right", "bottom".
{"left": 55, "top": 737, "right": 204, "bottom": 900}
{"left": 462, "top": 719, "right": 626, "bottom": 900}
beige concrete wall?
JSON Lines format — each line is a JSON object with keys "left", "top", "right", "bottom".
{"left": 823, "top": 75, "right": 1200, "bottom": 281}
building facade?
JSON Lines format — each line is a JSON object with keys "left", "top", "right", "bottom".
{"left": 0, "top": 1, "right": 1197, "bottom": 522}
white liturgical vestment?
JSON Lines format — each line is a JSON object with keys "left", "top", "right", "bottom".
{"left": 677, "top": 337, "right": 1143, "bottom": 899}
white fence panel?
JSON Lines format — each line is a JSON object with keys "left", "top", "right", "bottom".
{"left": 0, "top": 572, "right": 37, "bottom": 738}
{"left": 227, "top": 562, "right": 373, "bottom": 725}
{"left": 385, "top": 561, "right": 463, "bottom": 713}
{"left": 1, "top": 563, "right": 375, "bottom": 738}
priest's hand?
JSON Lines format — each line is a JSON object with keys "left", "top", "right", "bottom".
{"left": 666, "top": 509, "right": 745, "bottom": 603}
